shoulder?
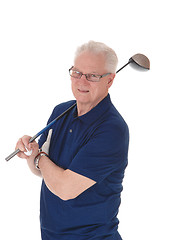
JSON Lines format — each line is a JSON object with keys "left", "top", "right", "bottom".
{"left": 91, "top": 104, "right": 129, "bottom": 152}
{"left": 53, "top": 100, "right": 76, "bottom": 114}
{"left": 99, "top": 103, "right": 129, "bottom": 136}
{"left": 50, "top": 100, "right": 76, "bottom": 120}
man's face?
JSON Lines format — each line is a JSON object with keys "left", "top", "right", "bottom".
{"left": 71, "top": 51, "right": 115, "bottom": 109}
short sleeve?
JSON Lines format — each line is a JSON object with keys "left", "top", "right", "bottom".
{"left": 68, "top": 122, "right": 129, "bottom": 183}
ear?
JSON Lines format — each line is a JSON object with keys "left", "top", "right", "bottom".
{"left": 107, "top": 73, "right": 116, "bottom": 88}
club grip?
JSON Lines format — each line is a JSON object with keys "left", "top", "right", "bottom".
{"left": 5, "top": 149, "right": 21, "bottom": 161}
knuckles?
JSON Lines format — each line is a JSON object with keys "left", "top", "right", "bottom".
{"left": 16, "top": 135, "right": 39, "bottom": 153}
{"left": 16, "top": 135, "right": 39, "bottom": 160}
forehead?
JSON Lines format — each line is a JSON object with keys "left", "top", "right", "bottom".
{"left": 74, "top": 51, "right": 106, "bottom": 73}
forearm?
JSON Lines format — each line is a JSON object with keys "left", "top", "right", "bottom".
{"left": 27, "top": 158, "right": 42, "bottom": 177}
{"left": 38, "top": 155, "right": 66, "bottom": 199}
{"left": 38, "top": 155, "right": 96, "bottom": 200}
{"left": 16, "top": 136, "right": 95, "bottom": 199}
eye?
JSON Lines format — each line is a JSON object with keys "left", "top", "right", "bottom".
{"left": 86, "top": 74, "right": 100, "bottom": 82}
{"left": 86, "top": 74, "right": 97, "bottom": 78}
{"left": 74, "top": 70, "right": 81, "bottom": 75}
{"left": 70, "top": 69, "right": 82, "bottom": 78}
{"left": 91, "top": 74, "right": 97, "bottom": 77}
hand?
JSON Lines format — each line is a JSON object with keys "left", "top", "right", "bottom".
{"left": 16, "top": 135, "right": 39, "bottom": 161}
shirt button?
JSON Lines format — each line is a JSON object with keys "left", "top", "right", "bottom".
{"left": 69, "top": 129, "right": 72, "bottom": 133}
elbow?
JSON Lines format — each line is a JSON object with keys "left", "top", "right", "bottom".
{"left": 56, "top": 186, "right": 79, "bottom": 201}
{"left": 47, "top": 182, "right": 78, "bottom": 201}
{"left": 59, "top": 194, "right": 76, "bottom": 201}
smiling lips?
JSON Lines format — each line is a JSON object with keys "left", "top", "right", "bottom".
{"left": 78, "top": 89, "right": 89, "bottom": 93}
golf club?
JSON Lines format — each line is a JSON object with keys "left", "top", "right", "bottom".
{"left": 5, "top": 53, "right": 150, "bottom": 161}
{"left": 116, "top": 53, "right": 150, "bottom": 73}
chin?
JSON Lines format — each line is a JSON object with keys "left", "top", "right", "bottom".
{"left": 73, "top": 90, "right": 89, "bottom": 102}
{"left": 76, "top": 96, "right": 91, "bottom": 105}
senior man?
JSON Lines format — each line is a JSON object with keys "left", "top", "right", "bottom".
{"left": 16, "top": 41, "right": 129, "bottom": 240}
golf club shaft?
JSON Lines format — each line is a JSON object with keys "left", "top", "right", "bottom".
{"left": 6, "top": 53, "right": 149, "bottom": 162}
{"left": 116, "top": 61, "right": 131, "bottom": 74}
{"left": 5, "top": 149, "right": 21, "bottom": 161}
{"left": 5, "top": 59, "right": 129, "bottom": 162}
{"left": 5, "top": 102, "right": 76, "bottom": 161}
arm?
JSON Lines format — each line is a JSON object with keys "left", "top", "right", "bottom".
{"left": 39, "top": 129, "right": 96, "bottom": 200}
{"left": 16, "top": 135, "right": 42, "bottom": 177}
{"left": 38, "top": 155, "right": 96, "bottom": 200}
{"left": 16, "top": 135, "right": 96, "bottom": 200}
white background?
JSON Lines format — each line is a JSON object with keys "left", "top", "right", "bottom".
{"left": 0, "top": 0, "right": 169, "bottom": 239}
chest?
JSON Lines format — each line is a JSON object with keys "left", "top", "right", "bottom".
{"left": 48, "top": 116, "right": 95, "bottom": 169}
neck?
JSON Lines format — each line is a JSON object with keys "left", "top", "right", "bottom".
{"left": 77, "top": 93, "right": 108, "bottom": 116}
{"left": 77, "top": 103, "right": 94, "bottom": 116}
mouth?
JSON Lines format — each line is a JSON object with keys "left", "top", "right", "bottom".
{"left": 78, "top": 89, "right": 89, "bottom": 93}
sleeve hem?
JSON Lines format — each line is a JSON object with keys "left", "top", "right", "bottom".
{"left": 67, "top": 166, "right": 100, "bottom": 183}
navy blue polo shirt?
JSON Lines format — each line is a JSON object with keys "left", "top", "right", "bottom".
{"left": 38, "top": 94, "right": 129, "bottom": 240}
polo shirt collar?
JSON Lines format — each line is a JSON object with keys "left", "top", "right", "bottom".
{"left": 73, "top": 94, "right": 112, "bottom": 125}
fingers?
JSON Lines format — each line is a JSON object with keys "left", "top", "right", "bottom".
{"left": 16, "top": 137, "right": 27, "bottom": 152}
{"left": 22, "top": 135, "right": 32, "bottom": 150}
{"left": 16, "top": 135, "right": 39, "bottom": 159}
{"left": 28, "top": 141, "right": 39, "bottom": 153}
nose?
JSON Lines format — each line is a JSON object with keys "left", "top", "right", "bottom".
{"left": 80, "top": 74, "right": 88, "bottom": 82}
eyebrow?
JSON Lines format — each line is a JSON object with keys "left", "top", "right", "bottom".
{"left": 73, "top": 67, "right": 99, "bottom": 75}
{"left": 72, "top": 67, "right": 79, "bottom": 71}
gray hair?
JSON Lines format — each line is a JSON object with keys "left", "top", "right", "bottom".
{"left": 74, "top": 40, "right": 118, "bottom": 73}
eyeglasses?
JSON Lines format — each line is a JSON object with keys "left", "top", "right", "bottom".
{"left": 69, "top": 66, "right": 111, "bottom": 82}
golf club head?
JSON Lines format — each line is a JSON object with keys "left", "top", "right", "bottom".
{"left": 116, "top": 53, "right": 150, "bottom": 73}
{"left": 129, "top": 53, "right": 150, "bottom": 71}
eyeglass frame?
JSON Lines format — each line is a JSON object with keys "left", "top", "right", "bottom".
{"left": 69, "top": 66, "right": 111, "bottom": 82}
